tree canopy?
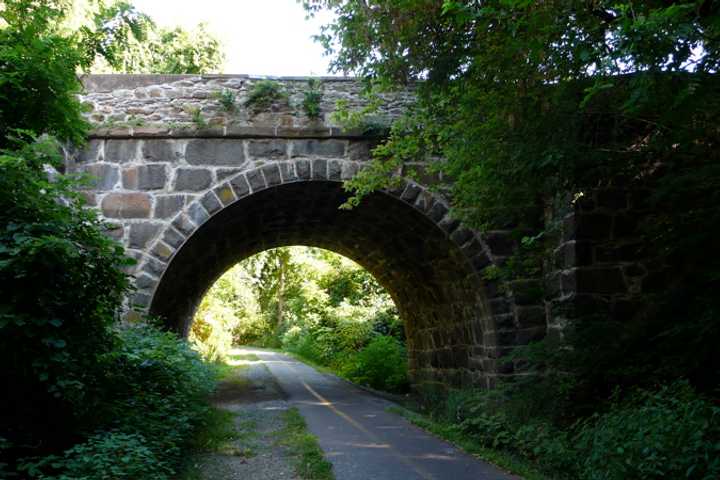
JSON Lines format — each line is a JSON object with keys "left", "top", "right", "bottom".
{"left": 305, "top": 0, "right": 720, "bottom": 229}
{"left": 304, "top": 0, "right": 720, "bottom": 399}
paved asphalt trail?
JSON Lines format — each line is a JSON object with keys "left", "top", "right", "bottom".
{"left": 239, "top": 347, "right": 518, "bottom": 480}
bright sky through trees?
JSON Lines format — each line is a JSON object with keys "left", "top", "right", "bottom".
{"left": 132, "top": 0, "right": 336, "bottom": 76}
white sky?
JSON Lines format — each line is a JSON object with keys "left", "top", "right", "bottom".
{"left": 132, "top": 0, "right": 337, "bottom": 76}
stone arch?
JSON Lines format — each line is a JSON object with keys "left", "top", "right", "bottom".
{"left": 127, "top": 159, "right": 541, "bottom": 388}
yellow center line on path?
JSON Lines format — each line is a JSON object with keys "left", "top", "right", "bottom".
{"left": 282, "top": 358, "right": 437, "bottom": 480}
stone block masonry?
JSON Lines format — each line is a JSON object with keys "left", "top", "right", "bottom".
{"left": 79, "top": 74, "right": 415, "bottom": 131}
{"left": 70, "top": 75, "right": 555, "bottom": 391}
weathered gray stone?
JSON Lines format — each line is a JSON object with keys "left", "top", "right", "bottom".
{"left": 150, "top": 241, "right": 174, "bottom": 261}
{"left": 101, "top": 193, "right": 151, "bottom": 218}
{"left": 77, "top": 140, "right": 103, "bottom": 163}
{"left": 174, "top": 168, "right": 212, "bottom": 191}
{"left": 162, "top": 227, "right": 185, "bottom": 248}
{"left": 105, "top": 139, "right": 139, "bottom": 163}
{"left": 312, "top": 159, "right": 327, "bottom": 180}
{"left": 450, "top": 227, "right": 473, "bottom": 246}
{"left": 247, "top": 139, "right": 288, "bottom": 159}
{"left": 200, "top": 191, "right": 222, "bottom": 214}
{"left": 217, "top": 168, "right": 243, "bottom": 181}
{"left": 188, "top": 202, "right": 210, "bottom": 226}
{"left": 246, "top": 168, "right": 266, "bottom": 192}
{"left": 171, "top": 213, "right": 195, "bottom": 236}
{"left": 141, "top": 257, "right": 166, "bottom": 278}
{"left": 327, "top": 160, "right": 342, "bottom": 181}
{"left": 81, "top": 163, "right": 119, "bottom": 190}
{"left": 186, "top": 139, "right": 245, "bottom": 165}
{"left": 142, "top": 139, "right": 180, "bottom": 162}
{"left": 76, "top": 76, "right": 606, "bottom": 390}
{"left": 340, "top": 161, "right": 359, "bottom": 180}
{"left": 262, "top": 164, "right": 282, "bottom": 186}
{"left": 80, "top": 192, "right": 98, "bottom": 206}
{"left": 296, "top": 159, "right": 311, "bottom": 180}
{"left": 291, "top": 139, "right": 346, "bottom": 158}
{"left": 400, "top": 183, "right": 422, "bottom": 203}
{"left": 154, "top": 195, "right": 185, "bottom": 219}
{"left": 135, "top": 273, "right": 157, "bottom": 290}
{"left": 347, "top": 140, "right": 374, "bottom": 160}
{"left": 279, "top": 162, "right": 297, "bottom": 182}
{"left": 428, "top": 202, "right": 448, "bottom": 223}
{"left": 229, "top": 174, "right": 250, "bottom": 198}
{"left": 131, "top": 292, "right": 151, "bottom": 308}
{"left": 122, "top": 164, "right": 166, "bottom": 190}
{"left": 128, "top": 222, "right": 161, "bottom": 248}
{"left": 414, "top": 190, "right": 434, "bottom": 213}
{"left": 438, "top": 214, "right": 460, "bottom": 234}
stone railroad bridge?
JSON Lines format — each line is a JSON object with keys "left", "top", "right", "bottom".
{"left": 69, "top": 75, "right": 646, "bottom": 390}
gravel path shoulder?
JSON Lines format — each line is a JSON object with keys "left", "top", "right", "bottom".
{"left": 192, "top": 357, "right": 299, "bottom": 480}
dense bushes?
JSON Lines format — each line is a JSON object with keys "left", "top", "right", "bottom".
{"left": 18, "top": 324, "right": 217, "bottom": 480}
{"left": 0, "top": 136, "right": 131, "bottom": 459}
{"left": 426, "top": 381, "right": 720, "bottom": 480}
{"left": 0, "top": 2, "right": 226, "bottom": 477}
{"left": 23, "top": 432, "right": 172, "bottom": 480}
{"left": 341, "top": 336, "right": 408, "bottom": 392}
{"left": 574, "top": 382, "right": 720, "bottom": 480}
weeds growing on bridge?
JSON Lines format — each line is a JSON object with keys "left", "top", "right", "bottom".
{"left": 213, "top": 88, "right": 237, "bottom": 112}
{"left": 302, "top": 79, "right": 323, "bottom": 119}
{"left": 244, "top": 80, "right": 288, "bottom": 113}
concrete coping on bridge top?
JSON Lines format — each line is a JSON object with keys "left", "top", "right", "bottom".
{"left": 81, "top": 74, "right": 360, "bottom": 92}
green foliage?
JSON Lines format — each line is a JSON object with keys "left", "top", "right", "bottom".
{"left": 213, "top": 89, "right": 237, "bottom": 112}
{"left": 574, "top": 382, "right": 720, "bottom": 480}
{"left": 307, "top": 0, "right": 720, "bottom": 436}
{"left": 342, "top": 336, "right": 408, "bottom": 393}
{"left": 147, "top": 23, "right": 223, "bottom": 74}
{"left": 307, "top": 0, "right": 720, "bottom": 276}
{"left": 0, "top": 136, "right": 130, "bottom": 459}
{"left": 80, "top": 0, "right": 154, "bottom": 72}
{"left": 18, "top": 323, "right": 217, "bottom": 480}
{"left": 277, "top": 408, "right": 334, "bottom": 480}
{"left": 0, "top": 1, "right": 90, "bottom": 146}
{"left": 244, "top": 80, "right": 288, "bottom": 113}
{"left": 22, "top": 431, "right": 171, "bottom": 480}
{"left": 302, "top": 79, "right": 323, "bottom": 119}
{"left": 0, "top": 2, "right": 222, "bottom": 476}
{"left": 80, "top": 2, "right": 224, "bottom": 74}
{"left": 184, "top": 106, "right": 207, "bottom": 128}
{"left": 419, "top": 380, "right": 720, "bottom": 479}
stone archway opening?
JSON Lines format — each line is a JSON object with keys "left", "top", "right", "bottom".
{"left": 149, "top": 179, "right": 490, "bottom": 388}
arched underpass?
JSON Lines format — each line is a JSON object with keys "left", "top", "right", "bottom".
{"left": 152, "top": 178, "right": 495, "bottom": 389}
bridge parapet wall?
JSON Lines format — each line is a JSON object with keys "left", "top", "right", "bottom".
{"left": 79, "top": 74, "right": 414, "bottom": 132}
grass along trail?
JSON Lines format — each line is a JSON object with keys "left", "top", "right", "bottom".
{"left": 182, "top": 349, "right": 333, "bottom": 480}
